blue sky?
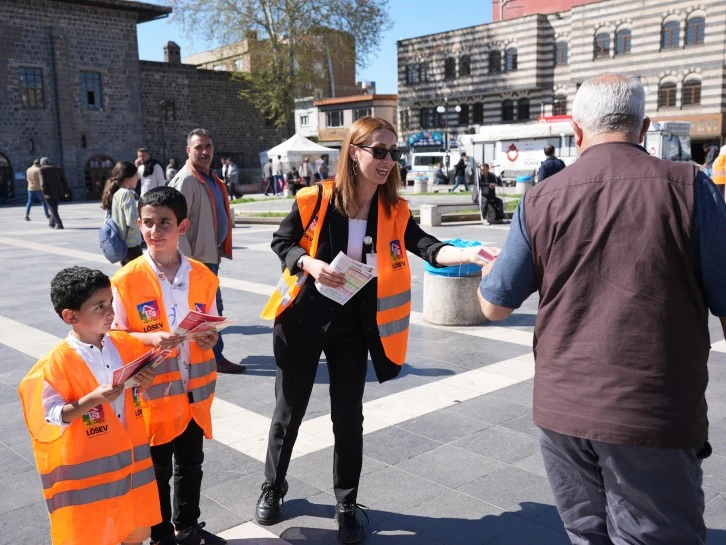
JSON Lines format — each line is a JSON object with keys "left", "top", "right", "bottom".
{"left": 136, "top": 1, "right": 491, "bottom": 94}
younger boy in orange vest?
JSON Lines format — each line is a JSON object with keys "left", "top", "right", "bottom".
{"left": 18, "top": 266, "right": 161, "bottom": 545}
{"left": 111, "top": 186, "right": 225, "bottom": 545}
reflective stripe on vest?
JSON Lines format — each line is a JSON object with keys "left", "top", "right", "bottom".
{"left": 39, "top": 450, "right": 133, "bottom": 490}
{"left": 378, "top": 314, "right": 411, "bottom": 338}
{"left": 46, "top": 475, "right": 131, "bottom": 514}
{"left": 145, "top": 378, "right": 186, "bottom": 400}
{"left": 377, "top": 289, "right": 411, "bottom": 312}
{"left": 154, "top": 357, "right": 179, "bottom": 375}
{"left": 131, "top": 465, "right": 156, "bottom": 490}
{"left": 189, "top": 358, "right": 216, "bottom": 379}
{"left": 190, "top": 379, "right": 216, "bottom": 404}
{"left": 132, "top": 443, "right": 151, "bottom": 463}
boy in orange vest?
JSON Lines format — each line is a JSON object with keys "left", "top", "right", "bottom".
{"left": 18, "top": 266, "right": 161, "bottom": 545}
{"left": 111, "top": 186, "right": 225, "bottom": 545}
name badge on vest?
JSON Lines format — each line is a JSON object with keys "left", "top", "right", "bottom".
{"left": 137, "top": 300, "right": 164, "bottom": 333}
{"left": 364, "top": 236, "right": 378, "bottom": 277}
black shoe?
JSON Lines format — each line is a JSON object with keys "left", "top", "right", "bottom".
{"left": 335, "top": 503, "right": 367, "bottom": 544}
{"left": 216, "top": 357, "right": 246, "bottom": 374}
{"left": 55, "top": 225, "right": 64, "bottom": 229}
{"left": 175, "top": 522, "right": 226, "bottom": 545}
{"left": 255, "top": 480, "right": 288, "bottom": 525}
{"left": 24, "top": 216, "right": 30, "bottom": 221}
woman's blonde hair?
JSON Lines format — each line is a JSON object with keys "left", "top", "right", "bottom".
{"left": 333, "top": 116, "right": 402, "bottom": 218}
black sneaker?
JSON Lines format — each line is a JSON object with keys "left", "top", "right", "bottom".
{"left": 254, "top": 480, "right": 288, "bottom": 525}
{"left": 334, "top": 503, "right": 368, "bottom": 544}
{"left": 175, "top": 522, "right": 226, "bottom": 545}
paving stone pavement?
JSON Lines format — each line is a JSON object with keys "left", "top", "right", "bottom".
{"left": 0, "top": 202, "right": 725, "bottom": 545}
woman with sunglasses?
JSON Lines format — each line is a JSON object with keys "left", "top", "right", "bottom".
{"left": 256, "top": 117, "right": 488, "bottom": 544}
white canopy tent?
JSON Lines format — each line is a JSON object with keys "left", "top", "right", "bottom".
{"left": 259, "top": 133, "right": 340, "bottom": 173}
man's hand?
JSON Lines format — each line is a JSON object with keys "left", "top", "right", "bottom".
{"left": 192, "top": 330, "right": 218, "bottom": 351}
{"left": 304, "top": 258, "right": 346, "bottom": 288}
{"left": 148, "top": 331, "right": 186, "bottom": 350}
{"left": 86, "top": 384, "right": 125, "bottom": 406}
{"left": 133, "top": 368, "right": 156, "bottom": 394}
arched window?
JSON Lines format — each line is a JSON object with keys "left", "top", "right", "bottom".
{"left": 594, "top": 32, "right": 610, "bottom": 58}
{"left": 517, "top": 98, "right": 530, "bottom": 121}
{"left": 457, "top": 104, "right": 469, "bottom": 126}
{"left": 502, "top": 99, "right": 514, "bottom": 121}
{"left": 615, "top": 28, "right": 631, "bottom": 55}
{"left": 505, "top": 48, "right": 518, "bottom": 71}
{"left": 555, "top": 41, "right": 568, "bottom": 66}
{"left": 553, "top": 94, "right": 567, "bottom": 116}
{"left": 472, "top": 102, "right": 484, "bottom": 124}
{"left": 420, "top": 108, "right": 431, "bottom": 129}
{"left": 459, "top": 55, "right": 471, "bottom": 77}
{"left": 444, "top": 57, "right": 456, "bottom": 79}
{"left": 489, "top": 51, "right": 502, "bottom": 74}
{"left": 661, "top": 20, "right": 680, "bottom": 49}
{"left": 685, "top": 16, "right": 705, "bottom": 46}
{"left": 0, "top": 152, "right": 15, "bottom": 200}
{"left": 682, "top": 79, "right": 701, "bottom": 106}
{"left": 657, "top": 81, "right": 677, "bottom": 108}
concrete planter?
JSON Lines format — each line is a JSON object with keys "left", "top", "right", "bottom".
{"left": 422, "top": 272, "right": 488, "bottom": 326}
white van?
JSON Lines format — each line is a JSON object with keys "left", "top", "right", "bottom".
{"left": 407, "top": 150, "right": 461, "bottom": 184}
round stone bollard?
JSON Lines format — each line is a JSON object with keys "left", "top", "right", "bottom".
{"left": 413, "top": 179, "right": 428, "bottom": 193}
{"left": 516, "top": 174, "right": 533, "bottom": 195}
{"left": 423, "top": 272, "right": 488, "bottom": 326}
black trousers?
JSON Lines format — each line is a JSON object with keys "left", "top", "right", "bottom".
{"left": 265, "top": 302, "right": 369, "bottom": 503}
{"left": 46, "top": 197, "right": 63, "bottom": 228}
{"left": 263, "top": 176, "right": 277, "bottom": 195}
{"left": 150, "top": 419, "right": 205, "bottom": 541}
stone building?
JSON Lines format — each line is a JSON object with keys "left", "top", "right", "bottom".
{"left": 397, "top": 0, "right": 726, "bottom": 162}
{"left": 0, "top": 0, "right": 281, "bottom": 202}
{"left": 313, "top": 94, "right": 398, "bottom": 148}
{"left": 183, "top": 29, "right": 357, "bottom": 100}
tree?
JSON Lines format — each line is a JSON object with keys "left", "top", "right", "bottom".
{"left": 168, "top": 0, "right": 392, "bottom": 134}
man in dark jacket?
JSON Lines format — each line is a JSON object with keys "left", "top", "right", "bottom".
{"left": 39, "top": 157, "right": 69, "bottom": 229}
{"left": 478, "top": 74, "right": 726, "bottom": 544}
{"left": 537, "top": 144, "right": 566, "bottom": 182}
{"left": 473, "top": 163, "right": 504, "bottom": 223}
{"left": 449, "top": 153, "right": 469, "bottom": 192}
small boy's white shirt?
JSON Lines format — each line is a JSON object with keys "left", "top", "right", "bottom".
{"left": 112, "top": 250, "right": 217, "bottom": 393}
{"left": 43, "top": 333, "right": 127, "bottom": 428}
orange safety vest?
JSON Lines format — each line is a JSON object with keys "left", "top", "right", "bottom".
{"left": 713, "top": 154, "right": 726, "bottom": 186}
{"left": 18, "top": 331, "right": 161, "bottom": 545}
{"left": 112, "top": 257, "right": 218, "bottom": 445}
{"left": 261, "top": 180, "right": 412, "bottom": 365}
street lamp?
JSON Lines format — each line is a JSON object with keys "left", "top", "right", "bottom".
{"left": 436, "top": 101, "right": 461, "bottom": 165}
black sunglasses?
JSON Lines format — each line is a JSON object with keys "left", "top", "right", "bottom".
{"left": 357, "top": 145, "right": 403, "bottom": 161}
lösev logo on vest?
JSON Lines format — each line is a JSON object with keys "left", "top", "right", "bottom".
{"left": 132, "top": 388, "right": 143, "bottom": 418}
{"left": 302, "top": 215, "right": 318, "bottom": 244}
{"left": 194, "top": 303, "right": 206, "bottom": 313}
{"left": 136, "top": 300, "right": 163, "bottom": 332}
{"left": 390, "top": 240, "right": 406, "bottom": 270}
{"left": 82, "top": 405, "right": 109, "bottom": 436}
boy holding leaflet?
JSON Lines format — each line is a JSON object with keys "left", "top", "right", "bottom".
{"left": 111, "top": 186, "right": 225, "bottom": 545}
{"left": 18, "top": 266, "right": 160, "bottom": 545}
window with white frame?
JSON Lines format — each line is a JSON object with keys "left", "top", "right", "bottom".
{"left": 326, "top": 110, "right": 343, "bottom": 127}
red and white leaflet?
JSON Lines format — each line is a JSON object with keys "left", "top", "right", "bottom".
{"left": 112, "top": 347, "right": 173, "bottom": 388}
{"left": 172, "top": 310, "right": 236, "bottom": 338}
{"left": 477, "top": 247, "right": 500, "bottom": 265}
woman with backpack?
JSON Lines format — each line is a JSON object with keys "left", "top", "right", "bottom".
{"left": 101, "top": 161, "right": 143, "bottom": 265}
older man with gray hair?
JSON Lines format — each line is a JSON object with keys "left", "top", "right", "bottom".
{"left": 477, "top": 73, "right": 726, "bottom": 544}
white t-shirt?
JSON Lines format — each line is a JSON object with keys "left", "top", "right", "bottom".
{"left": 42, "top": 333, "right": 128, "bottom": 428}
{"left": 138, "top": 163, "right": 166, "bottom": 196}
{"left": 112, "top": 251, "right": 218, "bottom": 392}
{"left": 347, "top": 219, "right": 367, "bottom": 262}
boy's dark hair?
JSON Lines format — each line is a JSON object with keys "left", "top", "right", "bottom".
{"left": 138, "top": 186, "right": 187, "bottom": 223}
{"left": 51, "top": 267, "right": 110, "bottom": 318}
